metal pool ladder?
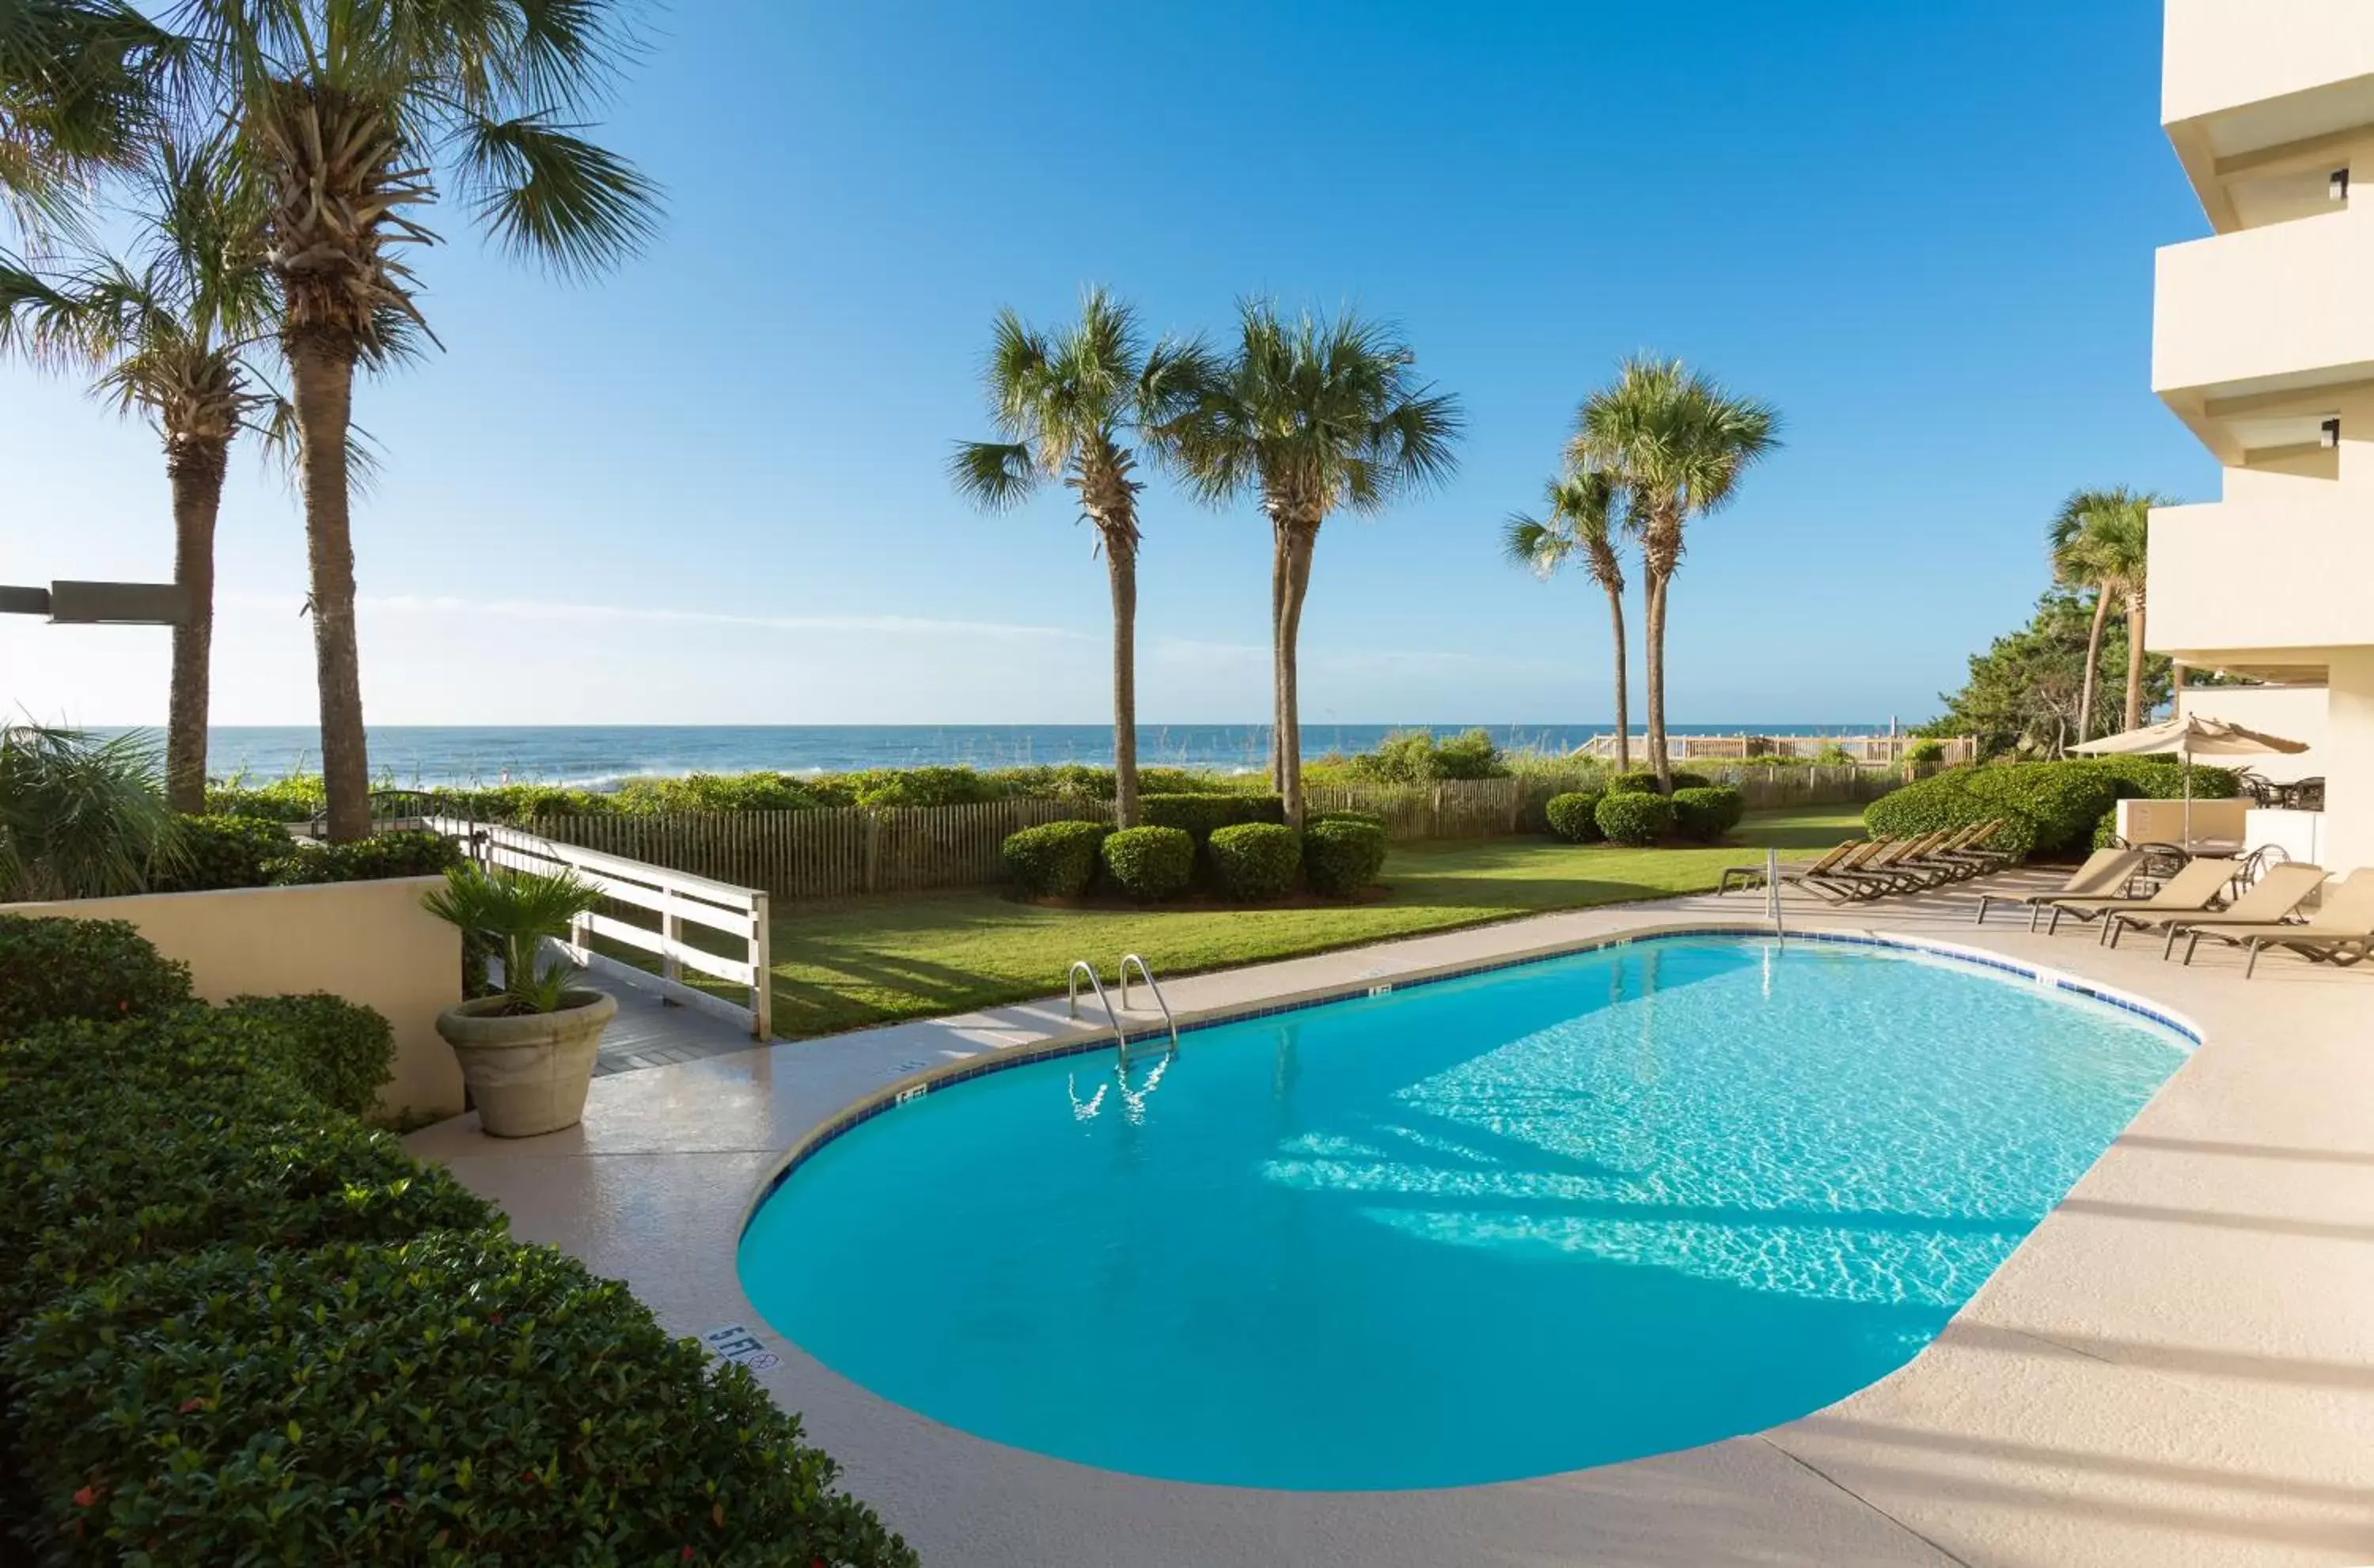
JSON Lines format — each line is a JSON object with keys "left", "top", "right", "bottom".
{"left": 1066, "top": 960, "right": 1128, "bottom": 1058}
{"left": 1117, "top": 953, "right": 1181, "bottom": 1066}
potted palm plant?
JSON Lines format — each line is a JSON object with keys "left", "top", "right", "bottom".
{"left": 423, "top": 865, "right": 617, "bottom": 1138}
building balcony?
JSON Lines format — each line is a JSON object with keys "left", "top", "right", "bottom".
{"left": 2148, "top": 494, "right": 2374, "bottom": 668}
{"left": 2152, "top": 205, "right": 2374, "bottom": 458}
{"left": 2164, "top": 1, "right": 2374, "bottom": 131}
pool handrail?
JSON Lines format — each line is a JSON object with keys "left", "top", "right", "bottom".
{"left": 1117, "top": 953, "right": 1181, "bottom": 1061}
{"left": 1065, "top": 960, "right": 1130, "bottom": 1060}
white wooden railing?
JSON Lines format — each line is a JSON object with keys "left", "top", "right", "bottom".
{"left": 428, "top": 817, "right": 772, "bottom": 1040}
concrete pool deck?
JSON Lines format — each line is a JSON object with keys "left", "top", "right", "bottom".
{"left": 407, "top": 871, "right": 2374, "bottom": 1566}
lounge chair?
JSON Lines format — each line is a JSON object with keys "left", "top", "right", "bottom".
{"left": 2175, "top": 869, "right": 2374, "bottom": 976}
{"left": 2105, "top": 862, "right": 2327, "bottom": 953}
{"left": 2036, "top": 856, "right": 2239, "bottom": 941}
{"left": 1798, "top": 838, "right": 1907, "bottom": 903}
{"left": 1934, "top": 819, "right": 2015, "bottom": 872}
{"left": 1974, "top": 847, "right": 2145, "bottom": 930}
{"left": 1719, "top": 839, "right": 1861, "bottom": 896}
{"left": 1901, "top": 822, "right": 2000, "bottom": 883}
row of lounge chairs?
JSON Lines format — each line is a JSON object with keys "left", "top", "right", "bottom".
{"left": 1718, "top": 820, "right": 2014, "bottom": 904}
{"left": 1978, "top": 850, "right": 2374, "bottom": 976}
{"left": 1724, "top": 824, "right": 2374, "bottom": 979}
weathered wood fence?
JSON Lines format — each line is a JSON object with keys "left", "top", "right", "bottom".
{"left": 508, "top": 767, "right": 1902, "bottom": 903}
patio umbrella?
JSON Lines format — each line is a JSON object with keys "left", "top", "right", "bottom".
{"left": 2070, "top": 714, "right": 2309, "bottom": 845}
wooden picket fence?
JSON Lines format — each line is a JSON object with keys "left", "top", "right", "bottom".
{"left": 515, "top": 767, "right": 1906, "bottom": 902}
{"left": 531, "top": 797, "right": 1110, "bottom": 900}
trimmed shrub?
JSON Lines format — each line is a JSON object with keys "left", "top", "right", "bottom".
{"left": 1543, "top": 791, "right": 1606, "bottom": 843}
{"left": 1306, "top": 808, "right": 1386, "bottom": 831}
{"left": 0, "top": 1010, "right": 496, "bottom": 1335}
{"left": 1669, "top": 771, "right": 1713, "bottom": 792}
{"left": 1139, "top": 792, "right": 1287, "bottom": 840}
{"left": 1303, "top": 819, "right": 1387, "bottom": 897}
{"left": 150, "top": 812, "right": 292, "bottom": 892}
{"left": 1001, "top": 819, "right": 1109, "bottom": 898}
{"left": 219, "top": 993, "right": 395, "bottom": 1116}
{"left": 1862, "top": 758, "right": 2201, "bottom": 861}
{"left": 1595, "top": 792, "right": 1676, "bottom": 846}
{"left": 270, "top": 828, "right": 461, "bottom": 885}
{"left": 1208, "top": 822, "right": 1302, "bottom": 901}
{"left": 3, "top": 1231, "right": 918, "bottom": 1568}
{"left": 1905, "top": 738, "right": 1946, "bottom": 765}
{"left": 1101, "top": 826, "right": 1195, "bottom": 901}
{"left": 1608, "top": 770, "right": 1663, "bottom": 796}
{"left": 1864, "top": 771, "right": 2041, "bottom": 861}
{"left": 0, "top": 915, "right": 192, "bottom": 1036}
{"left": 1671, "top": 786, "right": 1746, "bottom": 843}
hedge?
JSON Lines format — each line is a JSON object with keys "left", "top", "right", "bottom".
{"left": 1208, "top": 822, "right": 1302, "bottom": 901}
{"left": 1595, "top": 792, "right": 1675, "bottom": 846}
{"left": 0, "top": 960, "right": 914, "bottom": 1564}
{"left": 3, "top": 1232, "right": 916, "bottom": 1568}
{"left": 1139, "top": 792, "right": 1287, "bottom": 840}
{"left": 149, "top": 813, "right": 292, "bottom": 892}
{"left": 1544, "top": 791, "right": 1606, "bottom": 843}
{"left": 1671, "top": 786, "right": 1746, "bottom": 843}
{"left": 1303, "top": 819, "right": 1387, "bottom": 897}
{"left": 269, "top": 828, "right": 461, "bottom": 886}
{"left": 0, "top": 915, "right": 193, "bottom": 1036}
{"left": 218, "top": 992, "right": 396, "bottom": 1116}
{"left": 1000, "top": 819, "right": 1109, "bottom": 898}
{"left": 1609, "top": 770, "right": 1712, "bottom": 797}
{"left": 1861, "top": 759, "right": 2238, "bottom": 862}
{"left": 1306, "top": 808, "right": 1386, "bottom": 831}
{"left": 1101, "top": 826, "right": 1195, "bottom": 901}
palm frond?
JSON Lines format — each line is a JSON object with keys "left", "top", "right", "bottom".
{"left": 452, "top": 108, "right": 658, "bottom": 278}
{"left": 1502, "top": 513, "right": 1569, "bottom": 579}
{"left": 948, "top": 440, "right": 1038, "bottom": 513}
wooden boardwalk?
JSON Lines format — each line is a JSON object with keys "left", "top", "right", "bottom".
{"left": 592, "top": 985, "right": 765, "bottom": 1077}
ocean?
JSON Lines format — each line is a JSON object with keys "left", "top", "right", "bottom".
{"left": 164, "top": 723, "right": 1902, "bottom": 790}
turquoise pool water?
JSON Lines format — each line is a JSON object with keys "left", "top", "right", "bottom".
{"left": 738, "top": 936, "right": 2186, "bottom": 1490}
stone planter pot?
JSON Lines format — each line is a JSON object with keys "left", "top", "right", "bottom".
{"left": 435, "top": 987, "right": 617, "bottom": 1138}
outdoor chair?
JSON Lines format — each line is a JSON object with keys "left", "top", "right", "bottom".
{"left": 2175, "top": 869, "right": 2374, "bottom": 976}
{"left": 2104, "top": 862, "right": 2327, "bottom": 953}
{"left": 1719, "top": 838, "right": 1860, "bottom": 896}
{"left": 2035, "top": 856, "right": 2239, "bottom": 941}
{"left": 1974, "top": 848, "right": 2145, "bottom": 930}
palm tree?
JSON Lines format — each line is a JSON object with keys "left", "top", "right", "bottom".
{"left": 0, "top": 0, "right": 169, "bottom": 241}
{"left": 1171, "top": 302, "right": 1463, "bottom": 824}
{"left": 0, "top": 137, "right": 282, "bottom": 812}
{"left": 950, "top": 290, "right": 1210, "bottom": 828}
{"left": 1570, "top": 357, "right": 1779, "bottom": 790}
{"left": 108, "top": 3, "right": 659, "bottom": 839}
{"left": 2049, "top": 487, "right": 2163, "bottom": 739}
{"left": 1504, "top": 470, "right": 1630, "bottom": 773}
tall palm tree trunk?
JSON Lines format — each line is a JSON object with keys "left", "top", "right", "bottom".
{"left": 287, "top": 333, "right": 371, "bottom": 841}
{"left": 1105, "top": 533, "right": 1140, "bottom": 829}
{"left": 2077, "top": 588, "right": 2110, "bottom": 744}
{"left": 1642, "top": 571, "right": 1671, "bottom": 790}
{"left": 2123, "top": 589, "right": 2148, "bottom": 732}
{"left": 1603, "top": 583, "right": 1629, "bottom": 775}
{"left": 1276, "top": 522, "right": 1318, "bottom": 827}
{"left": 1268, "top": 522, "right": 1290, "bottom": 793}
{"left": 162, "top": 433, "right": 227, "bottom": 814}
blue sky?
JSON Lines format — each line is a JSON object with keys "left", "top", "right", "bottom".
{"left": 3, "top": 0, "right": 2214, "bottom": 728}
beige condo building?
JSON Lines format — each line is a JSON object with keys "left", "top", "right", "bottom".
{"left": 2153, "top": 0, "right": 2374, "bottom": 872}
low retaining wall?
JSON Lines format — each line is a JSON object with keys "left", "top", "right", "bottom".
{"left": 3, "top": 877, "right": 462, "bottom": 1119}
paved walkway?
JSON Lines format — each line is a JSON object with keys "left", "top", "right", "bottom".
{"left": 590, "top": 983, "right": 764, "bottom": 1077}
{"left": 410, "top": 873, "right": 2374, "bottom": 1567}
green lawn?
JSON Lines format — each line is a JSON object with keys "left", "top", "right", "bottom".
{"left": 757, "top": 805, "right": 1862, "bottom": 1039}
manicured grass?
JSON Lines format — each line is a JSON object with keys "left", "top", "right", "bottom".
{"left": 759, "top": 805, "right": 1864, "bottom": 1040}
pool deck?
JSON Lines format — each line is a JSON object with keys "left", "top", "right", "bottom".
{"left": 407, "top": 870, "right": 2374, "bottom": 1567}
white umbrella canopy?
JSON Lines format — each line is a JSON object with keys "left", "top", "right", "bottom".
{"left": 2070, "top": 714, "right": 2310, "bottom": 847}
{"left": 2069, "top": 714, "right": 2310, "bottom": 759}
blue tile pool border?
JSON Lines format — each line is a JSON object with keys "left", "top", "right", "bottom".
{"left": 742, "top": 925, "right": 2202, "bottom": 1224}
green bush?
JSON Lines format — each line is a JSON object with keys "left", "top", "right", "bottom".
{"left": 1595, "top": 792, "right": 1676, "bottom": 846}
{"left": 1000, "top": 820, "right": 1109, "bottom": 899}
{"left": 1670, "top": 786, "right": 1746, "bottom": 843}
{"left": 1607, "top": 770, "right": 1663, "bottom": 796}
{"left": 149, "top": 813, "right": 292, "bottom": 892}
{"left": 1139, "top": 791, "right": 1287, "bottom": 840}
{"left": 1208, "top": 822, "right": 1302, "bottom": 901}
{"left": 613, "top": 771, "right": 822, "bottom": 812}
{"left": 1303, "top": 819, "right": 1387, "bottom": 897}
{"left": 842, "top": 765, "right": 997, "bottom": 809}
{"left": 3, "top": 1230, "right": 918, "bottom": 1568}
{"left": 206, "top": 772, "right": 328, "bottom": 821}
{"left": 0, "top": 915, "right": 192, "bottom": 1036}
{"left": 1864, "top": 771, "right": 2042, "bottom": 860}
{"left": 1100, "top": 827, "right": 1195, "bottom": 902}
{"left": 1306, "top": 808, "right": 1386, "bottom": 831}
{"left": 1905, "top": 738, "right": 1946, "bottom": 765}
{"left": 270, "top": 828, "right": 461, "bottom": 885}
{"left": 1543, "top": 791, "right": 1606, "bottom": 843}
{"left": 1329, "top": 728, "right": 1509, "bottom": 785}
{"left": 0, "top": 1010, "right": 495, "bottom": 1335}
{"left": 218, "top": 993, "right": 395, "bottom": 1116}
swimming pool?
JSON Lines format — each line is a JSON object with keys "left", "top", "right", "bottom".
{"left": 738, "top": 934, "right": 2189, "bottom": 1490}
